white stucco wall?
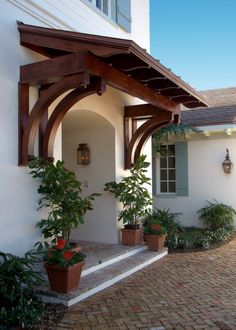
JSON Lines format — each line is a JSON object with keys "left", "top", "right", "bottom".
{"left": 154, "top": 133, "right": 236, "bottom": 227}
{"left": 0, "top": 0, "right": 150, "bottom": 254}
{"left": 61, "top": 88, "right": 152, "bottom": 244}
{"left": 7, "top": 0, "right": 150, "bottom": 50}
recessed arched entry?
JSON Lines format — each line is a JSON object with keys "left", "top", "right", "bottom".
{"left": 62, "top": 108, "right": 118, "bottom": 244}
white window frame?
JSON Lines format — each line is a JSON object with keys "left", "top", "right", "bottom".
{"left": 160, "top": 144, "right": 176, "bottom": 194}
{"left": 88, "top": 0, "right": 112, "bottom": 18}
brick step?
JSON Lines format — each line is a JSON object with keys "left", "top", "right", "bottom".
{"left": 39, "top": 247, "right": 168, "bottom": 306}
{"left": 82, "top": 244, "right": 148, "bottom": 276}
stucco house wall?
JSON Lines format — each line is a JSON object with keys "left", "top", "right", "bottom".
{"left": 0, "top": 0, "right": 150, "bottom": 255}
{"left": 154, "top": 102, "right": 236, "bottom": 227}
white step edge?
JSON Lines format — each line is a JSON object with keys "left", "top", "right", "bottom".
{"left": 41, "top": 249, "right": 167, "bottom": 307}
{"left": 81, "top": 245, "right": 148, "bottom": 277}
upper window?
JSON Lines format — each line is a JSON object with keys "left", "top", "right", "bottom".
{"left": 88, "top": 0, "right": 109, "bottom": 16}
{"left": 86, "top": 0, "right": 131, "bottom": 32}
{"left": 160, "top": 144, "right": 176, "bottom": 193}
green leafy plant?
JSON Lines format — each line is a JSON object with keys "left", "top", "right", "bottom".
{"left": 177, "top": 227, "right": 207, "bottom": 250}
{"left": 45, "top": 248, "right": 86, "bottom": 267}
{"left": 104, "top": 155, "right": 152, "bottom": 226}
{"left": 173, "top": 225, "right": 234, "bottom": 252}
{"left": 29, "top": 158, "right": 101, "bottom": 244}
{"left": 0, "top": 250, "right": 44, "bottom": 329}
{"left": 152, "top": 123, "right": 199, "bottom": 157}
{"left": 144, "top": 208, "right": 182, "bottom": 246}
{"left": 197, "top": 200, "right": 236, "bottom": 231}
{"left": 206, "top": 227, "right": 234, "bottom": 243}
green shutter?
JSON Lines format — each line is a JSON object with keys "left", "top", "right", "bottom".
{"left": 175, "top": 141, "right": 189, "bottom": 196}
{"left": 152, "top": 156, "right": 157, "bottom": 196}
{"left": 110, "top": 0, "right": 117, "bottom": 21}
{"left": 116, "top": 0, "right": 131, "bottom": 32}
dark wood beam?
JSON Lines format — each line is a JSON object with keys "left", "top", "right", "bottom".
{"left": 18, "top": 83, "right": 29, "bottom": 165}
{"left": 20, "top": 53, "right": 84, "bottom": 86}
{"left": 83, "top": 53, "right": 179, "bottom": 112}
{"left": 125, "top": 104, "right": 172, "bottom": 118}
{"left": 20, "top": 52, "right": 179, "bottom": 112}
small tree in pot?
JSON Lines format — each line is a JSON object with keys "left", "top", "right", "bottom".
{"left": 29, "top": 157, "right": 100, "bottom": 293}
{"left": 104, "top": 155, "right": 152, "bottom": 245}
{"left": 29, "top": 158, "right": 100, "bottom": 246}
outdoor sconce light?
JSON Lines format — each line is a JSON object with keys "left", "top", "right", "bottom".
{"left": 222, "top": 149, "right": 232, "bottom": 174}
{"left": 77, "top": 143, "right": 90, "bottom": 165}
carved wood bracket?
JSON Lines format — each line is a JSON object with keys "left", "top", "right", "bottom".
{"left": 18, "top": 57, "right": 106, "bottom": 165}
{"left": 124, "top": 105, "right": 180, "bottom": 169}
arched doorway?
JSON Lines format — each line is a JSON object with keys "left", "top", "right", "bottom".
{"left": 62, "top": 109, "right": 118, "bottom": 243}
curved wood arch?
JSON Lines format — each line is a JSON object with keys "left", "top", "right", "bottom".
{"left": 134, "top": 121, "right": 169, "bottom": 162}
{"left": 125, "top": 114, "right": 171, "bottom": 168}
{"left": 42, "top": 79, "right": 105, "bottom": 160}
{"left": 21, "top": 72, "right": 89, "bottom": 164}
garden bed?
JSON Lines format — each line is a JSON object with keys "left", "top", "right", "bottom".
{"left": 168, "top": 227, "right": 236, "bottom": 253}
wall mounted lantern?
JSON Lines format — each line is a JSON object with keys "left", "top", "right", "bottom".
{"left": 77, "top": 144, "right": 90, "bottom": 165}
{"left": 222, "top": 148, "right": 232, "bottom": 174}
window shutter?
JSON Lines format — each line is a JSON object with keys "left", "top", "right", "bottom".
{"left": 116, "top": 0, "right": 131, "bottom": 32}
{"left": 152, "top": 156, "right": 157, "bottom": 195}
{"left": 110, "top": 0, "right": 117, "bottom": 21}
{"left": 175, "top": 141, "right": 189, "bottom": 196}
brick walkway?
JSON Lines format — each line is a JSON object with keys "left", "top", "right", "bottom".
{"left": 56, "top": 239, "right": 236, "bottom": 330}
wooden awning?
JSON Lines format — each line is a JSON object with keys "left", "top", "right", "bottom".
{"left": 18, "top": 22, "right": 208, "bottom": 109}
{"left": 17, "top": 22, "right": 208, "bottom": 167}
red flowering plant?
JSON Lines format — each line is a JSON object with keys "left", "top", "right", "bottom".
{"left": 44, "top": 246, "right": 85, "bottom": 267}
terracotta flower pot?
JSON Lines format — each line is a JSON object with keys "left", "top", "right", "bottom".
{"left": 150, "top": 224, "right": 161, "bottom": 231}
{"left": 121, "top": 228, "right": 142, "bottom": 246}
{"left": 44, "top": 260, "right": 85, "bottom": 293}
{"left": 146, "top": 234, "right": 166, "bottom": 251}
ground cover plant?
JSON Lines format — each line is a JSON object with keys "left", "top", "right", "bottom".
{"left": 168, "top": 200, "right": 236, "bottom": 252}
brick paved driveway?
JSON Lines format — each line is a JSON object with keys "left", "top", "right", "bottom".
{"left": 56, "top": 239, "right": 236, "bottom": 330}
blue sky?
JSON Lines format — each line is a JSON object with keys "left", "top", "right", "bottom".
{"left": 150, "top": 0, "right": 236, "bottom": 91}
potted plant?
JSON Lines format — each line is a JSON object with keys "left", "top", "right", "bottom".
{"left": 29, "top": 157, "right": 100, "bottom": 292}
{"left": 144, "top": 212, "right": 167, "bottom": 251}
{"left": 44, "top": 247, "right": 86, "bottom": 293}
{"left": 104, "top": 155, "right": 152, "bottom": 245}
{"left": 144, "top": 208, "right": 182, "bottom": 249}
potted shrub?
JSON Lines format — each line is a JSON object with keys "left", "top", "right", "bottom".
{"left": 144, "top": 213, "right": 167, "bottom": 251}
{"left": 29, "top": 157, "right": 100, "bottom": 292}
{"left": 145, "top": 208, "right": 182, "bottom": 250}
{"left": 104, "top": 155, "right": 152, "bottom": 245}
{"left": 44, "top": 247, "right": 86, "bottom": 293}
